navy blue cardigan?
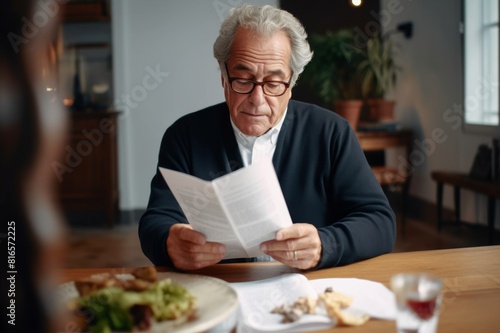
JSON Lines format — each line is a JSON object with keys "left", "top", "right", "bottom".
{"left": 139, "top": 100, "right": 396, "bottom": 269}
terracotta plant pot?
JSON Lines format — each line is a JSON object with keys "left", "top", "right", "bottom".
{"left": 366, "top": 99, "right": 396, "bottom": 122}
{"left": 333, "top": 100, "right": 363, "bottom": 130}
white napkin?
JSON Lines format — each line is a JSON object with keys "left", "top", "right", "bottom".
{"left": 231, "top": 273, "right": 396, "bottom": 333}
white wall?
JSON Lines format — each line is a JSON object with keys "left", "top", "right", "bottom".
{"left": 381, "top": 0, "right": 498, "bottom": 227}
{"left": 112, "top": 0, "right": 277, "bottom": 210}
{"left": 113, "top": 0, "right": 498, "bottom": 229}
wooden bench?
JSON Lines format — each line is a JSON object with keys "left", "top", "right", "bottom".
{"left": 431, "top": 171, "right": 500, "bottom": 244}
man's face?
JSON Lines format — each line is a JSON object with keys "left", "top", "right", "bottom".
{"left": 223, "top": 27, "right": 293, "bottom": 137}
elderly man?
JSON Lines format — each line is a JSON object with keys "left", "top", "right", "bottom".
{"left": 139, "top": 4, "right": 396, "bottom": 271}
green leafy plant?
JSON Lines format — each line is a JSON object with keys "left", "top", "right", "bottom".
{"left": 358, "top": 35, "right": 400, "bottom": 99}
{"left": 302, "top": 29, "right": 366, "bottom": 106}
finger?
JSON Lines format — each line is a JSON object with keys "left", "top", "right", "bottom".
{"left": 267, "top": 247, "right": 316, "bottom": 262}
{"left": 262, "top": 223, "right": 322, "bottom": 270}
{"left": 268, "top": 252, "right": 307, "bottom": 269}
{"left": 169, "top": 230, "right": 225, "bottom": 259}
{"left": 169, "top": 242, "right": 226, "bottom": 270}
{"left": 270, "top": 224, "right": 321, "bottom": 252}
{"left": 171, "top": 224, "right": 206, "bottom": 245}
{"left": 191, "top": 241, "right": 226, "bottom": 258}
{"left": 261, "top": 238, "right": 298, "bottom": 252}
{"left": 169, "top": 249, "right": 222, "bottom": 265}
{"left": 262, "top": 231, "right": 315, "bottom": 252}
{"left": 276, "top": 223, "right": 311, "bottom": 241}
{"left": 168, "top": 225, "right": 226, "bottom": 270}
{"left": 269, "top": 248, "right": 320, "bottom": 270}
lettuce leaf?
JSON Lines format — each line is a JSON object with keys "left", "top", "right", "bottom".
{"left": 77, "top": 278, "right": 195, "bottom": 333}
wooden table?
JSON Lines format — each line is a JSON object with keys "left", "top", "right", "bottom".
{"left": 60, "top": 246, "right": 500, "bottom": 333}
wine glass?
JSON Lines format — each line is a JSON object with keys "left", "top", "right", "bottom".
{"left": 391, "top": 273, "right": 442, "bottom": 333}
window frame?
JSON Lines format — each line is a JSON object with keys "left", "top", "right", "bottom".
{"left": 462, "top": 0, "right": 500, "bottom": 136}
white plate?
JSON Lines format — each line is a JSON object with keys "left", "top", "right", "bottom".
{"left": 59, "top": 271, "right": 239, "bottom": 333}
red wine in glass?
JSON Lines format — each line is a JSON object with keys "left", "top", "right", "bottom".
{"left": 407, "top": 297, "right": 437, "bottom": 320}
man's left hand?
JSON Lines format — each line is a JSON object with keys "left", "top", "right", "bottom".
{"left": 260, "top": 223, "right": 322, "bottom": 270}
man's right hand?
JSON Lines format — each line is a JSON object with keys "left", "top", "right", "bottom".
{"left": 166, "top": 224, "right": 226, "bottom": 270}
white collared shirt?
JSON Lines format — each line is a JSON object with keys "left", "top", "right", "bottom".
{"left": 230, "top": 107, "right": 287, "bottom": 167}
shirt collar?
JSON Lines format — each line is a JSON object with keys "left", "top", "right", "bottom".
{"left": 230, "top": 107, "right": 288, "bottom": 149}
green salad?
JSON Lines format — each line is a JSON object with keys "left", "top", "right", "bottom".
{"left": 77, "top": 279, "right": 196, "bottom": 333}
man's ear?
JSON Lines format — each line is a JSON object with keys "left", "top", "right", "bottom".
{"left": 221, "top": 74, "right": 226, "bottom": 88}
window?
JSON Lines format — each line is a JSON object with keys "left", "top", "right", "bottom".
{"left": 463, "top": 0, "right": 499, "bottom": 134}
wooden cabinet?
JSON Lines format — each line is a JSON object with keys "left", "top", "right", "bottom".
{"left": 56, "top": 1, "right": 116, "bottom": 226}
{"left": 57, "top": 110, "right": 119, "bottom": 227}
{"left": 356, "top": 130, "right": 413, "bottom": 228}
{"left": 356, "top": 130, "right": 412, "bottom": 184}
{"left": 61, "top": 0, "right": 111, "bottom": 22}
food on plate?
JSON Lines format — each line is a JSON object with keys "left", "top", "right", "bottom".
{"left": 320, "top": 286, "right": 353, "bottom": 308}
{"left": 271, "top": 287, "right": 369, "bottom": 327}
{"left": 66, "top": 267, "right": 196, "bottom": 333}
{"left": 319, "top": 288, "right": 369, "bottom": 326}
{"left": 271, "top": 295, "right": 318, "bottom": 323}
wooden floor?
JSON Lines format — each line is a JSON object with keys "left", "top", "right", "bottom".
{"left": 62, "top": 214, "right": 500, "bottom": 268}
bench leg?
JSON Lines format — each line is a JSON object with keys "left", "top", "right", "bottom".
{"left": 454, "top": 186, "right": 460, "bottom": 225}
{"left": 488, "top": 196, "right": 495, "bottom": 245}
{"left": 437, "top": 182, "right": 443, "bottom": 231}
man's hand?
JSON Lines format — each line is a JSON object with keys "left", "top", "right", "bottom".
{"left": 260, "top": 223, "right": 322, "bottom": 270}
{"left": 166, "top": 224, "right": 226, "bottom": 270}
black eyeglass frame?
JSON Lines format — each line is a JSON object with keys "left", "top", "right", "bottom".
{"left": 224, "top": 63, "right": 293, "bottom": 97}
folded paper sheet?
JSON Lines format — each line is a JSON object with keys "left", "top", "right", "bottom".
{"left": 159, "top": 159, "right": 292, "bottom": 259}
{"left": 231, "top": 274, "right": 396, "bottom": 333}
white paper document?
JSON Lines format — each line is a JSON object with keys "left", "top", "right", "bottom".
{"left": 159, "top": 159, "right": 293, "bottom": 259}
{"left": 231, "top": 273, "right": 396, "bottom": 333}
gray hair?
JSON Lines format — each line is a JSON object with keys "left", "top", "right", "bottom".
{"left": 213, "top": 4, "right": 313, "bottom": 87}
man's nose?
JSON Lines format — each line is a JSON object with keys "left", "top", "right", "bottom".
{"left": 249, "top": 84, "right": 266, "bottom": 106}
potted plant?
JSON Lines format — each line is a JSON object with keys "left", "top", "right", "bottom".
{"left": 302, "top": 29, "right": 366, "bottom": 130}
{"left": 358, "top": 34, "right": 400, "bottom": 122}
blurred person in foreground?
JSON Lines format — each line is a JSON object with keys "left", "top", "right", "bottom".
{"left": 0, "top": 1, "right": 68, "bottom": 332}
{"left": 139, "top": 4, "right": 396, "bottom": 271}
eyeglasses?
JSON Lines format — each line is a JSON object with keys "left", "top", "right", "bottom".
{"left": 224, "top": 63, "right": 292, "bottom": 97}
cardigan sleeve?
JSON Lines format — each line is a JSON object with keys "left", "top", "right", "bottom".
{"left": 138, "top": 121, "right": 191, "bottom": 267}
{"left": 314, "top": 123, "right": 396, "bottom": 268}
